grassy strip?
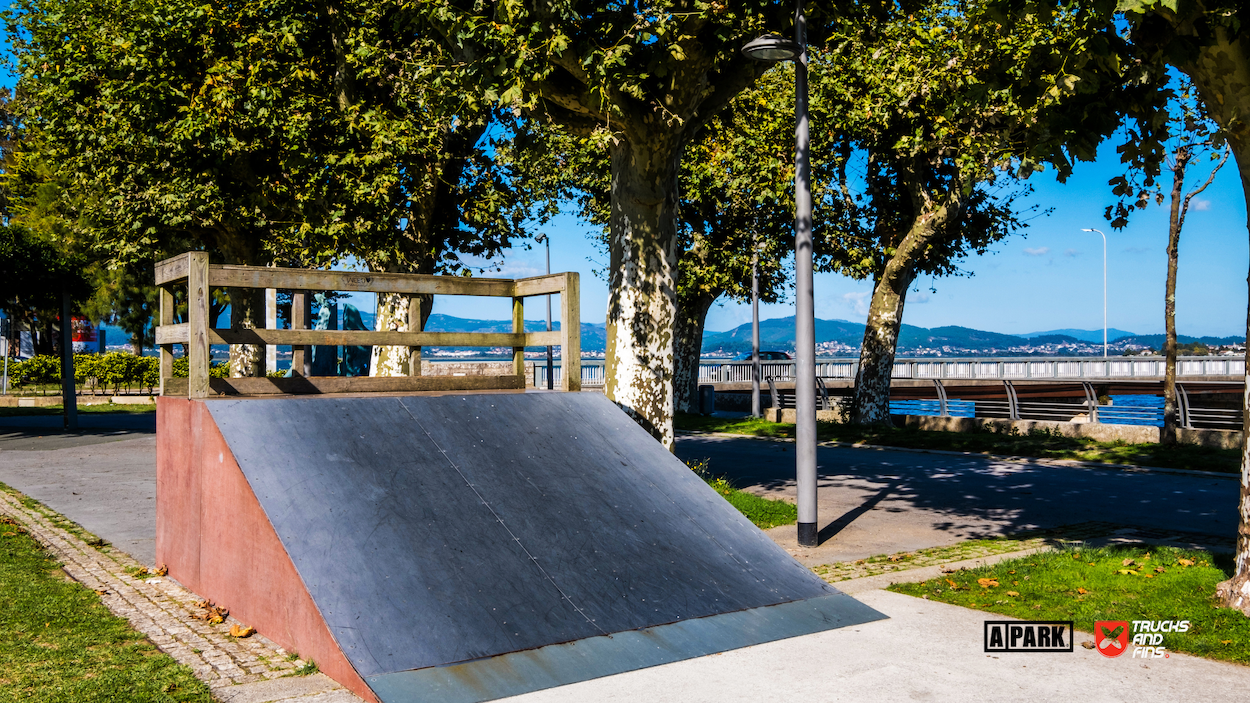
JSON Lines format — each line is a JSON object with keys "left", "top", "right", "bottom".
{"left": 0, "top": 516, "right": 211, "bottom": 701}
{"left": 815, "top": 537, "right": 1051, "bottom": 584}
{"left": 674, "top": 413, "right": 1239, "bottom": 473}
{"left": 686, "top": 458, "right": 797, "bottom": 529}
{"left": 888, "top": 545, "right": 1250, "bottom": 664}
{"left": 0, "top": 404, "right": 156, "bottom": 417}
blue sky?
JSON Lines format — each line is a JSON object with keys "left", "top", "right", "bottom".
{"left": 457, "top": 138, "right": 1247, "bottom": 337}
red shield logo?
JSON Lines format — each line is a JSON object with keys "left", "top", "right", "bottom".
{"left": 1095, "top": 621, "right": 1129, "bottom": 657}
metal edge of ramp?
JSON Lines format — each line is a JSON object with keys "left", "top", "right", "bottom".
{"left": 365, "top": 592, "right": 887, "bottom": 703}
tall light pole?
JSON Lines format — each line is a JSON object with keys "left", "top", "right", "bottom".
{"left": 536, "top": 234, "right": 554, "bottom": 389}
{"left": 751, "top": 238, "right": 761, "bottom": 418}
{"left": 744, "top": 1, "right": 817, "bottom": 547}
{"left": 1081, "top": 228, "right": 1108, "bottom": 358}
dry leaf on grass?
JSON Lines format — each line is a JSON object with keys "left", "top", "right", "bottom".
{"left": 977, "top": 578, "right": 999, "bottom": 589}
{"left": 1178, "top": 558, "right": 1195, "bottom": 567}
{"left": 1077, "top": 587, "right": 1090, "bottom": 595}
{"left": 1006, "top": 591, "right": 1020, "bottom": 597}
{"left": 1122, "top": 559, "right": 1136, "bottom": 567}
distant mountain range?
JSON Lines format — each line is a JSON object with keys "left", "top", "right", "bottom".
{"left": 99, "top": 314, "right": 1241, "bottom": 357}
{"left": 1019, "top": 328, "right": 1138, "bottom": 343}
{"left": 699, "top": 317, "right": 1243, "bottom": 356}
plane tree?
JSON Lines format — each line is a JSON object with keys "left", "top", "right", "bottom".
{"left": 1101, "top": 0, "right": 1250, "bottom": 614}
{"left": 7, "top": 0, "right": 549, "bottom": 376}
{"left": 1104, "top": 77, "right": 1228, "bottom": 445}
{"left": 416, "top": 0, "right": 859, "bottom": 448}
{"left": 816, "top": 1, "right": 1164, "bottom": 424}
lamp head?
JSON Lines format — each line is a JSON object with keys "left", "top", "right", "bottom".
{"left": 742, "top": 34, "right": 801, "bottom": 62}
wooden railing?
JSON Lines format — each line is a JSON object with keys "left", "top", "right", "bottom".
{"left": 154, "top": 252, "right": 580, "bottom": 398}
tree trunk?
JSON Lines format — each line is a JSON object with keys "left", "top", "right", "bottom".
{"left": 852, "top": 180, "right": 965, "bottom": 425}
{"left": 852, "top": 267, "right": 917, "bottom": 425}
{"left": 1162, "top": 146, "right": 1191, "bottom": 445}
{"left": 604, "top": 135, "right": 684, "bottom": 449}
{"left": 227, "top": 286, "right": 264, "bottom": 377}
{"left": 130, "top": 333, "right": 143, "bottom": 357}
{"left": 673, "top": 288, "right": 721, "bottom": 415}
{"left": 1172, "top": 23, "right": 1250, "bottom": 614}
{"left": 370, "top": 292, "right": 433, "bottom": 376}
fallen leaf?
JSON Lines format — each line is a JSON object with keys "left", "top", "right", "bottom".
{"left": 1007, "top": 570, "right": 1016, "bottom": 574}
{"left": 155, "top": 564, "right": 169, "bottom": 577}
{"left": 1116, "top": 569, "right": 1139, "bottom": 576}
{"left": 94, "top": 589, "right": 108, "bottom": 596}
{"left": 1077, "top": 587, "right": 1090, "bottom": 595}
{"left": 1143, "top": 574, "right": 1154, "bottom": 578}
{"left": 1155, "top": 567, "right": 1166, "bottom": 573}
{"left": 978, "top": 578, "right": 999, "bottom": 589}
{"left": 229, "top": 624, "right": 255, "bottom": 638}
{"left": 1032, "top": 605, "right": 1042, "bottom": 610}
{"left": 1122, "top": 558, "right": 1136, "bottom": 567}
{"left": 1088, "top": 562, "right": 1096, "bottom": 566}
{"left": 1081, "top": 641, "right": 1096, "bottom": 650}
{"left": 1006, "top": 591, "right": 1020, "bottom": 597}
{"left": 1222, "top": 640, "right": 1232, "bottom": 645}
{"left": 1179, "top": 559, "right": 1194, "bottom": 567}
{"left": 946, "top": 579, "right": 959, "bottom": 589}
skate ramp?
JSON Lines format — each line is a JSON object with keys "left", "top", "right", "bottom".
{"left": 159, "top": 392, "right": 884, "bottom": 702}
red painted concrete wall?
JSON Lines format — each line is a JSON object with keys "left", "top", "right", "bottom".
{"left": 156, "top": 397, "right": 378, "bottom": 702}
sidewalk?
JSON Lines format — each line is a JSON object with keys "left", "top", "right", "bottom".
{"left": 1, "top": 421, "right": 1247, "bottom": 702}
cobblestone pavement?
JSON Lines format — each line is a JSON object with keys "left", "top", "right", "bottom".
{"left": 0, "top": 487, "right": 353, "bottom": 700}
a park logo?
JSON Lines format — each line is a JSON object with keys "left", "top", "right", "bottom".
{"left": 1095, "top": 621, "right": 1130, "bottom": 657}
{"left": 984, "top": 621, "right": 1074, "bottom": 653}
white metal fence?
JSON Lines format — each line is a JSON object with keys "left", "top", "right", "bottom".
{"left": 533, "top": 355, "right": 1243, "bottom": 388}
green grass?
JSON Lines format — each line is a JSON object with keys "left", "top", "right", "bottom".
{"left": 889, "top": 545, "right": 1250, "bottom": 664}
{"left": 0, "top": 404, "right": 155, "bottom": 417}
{"left": 674, "top": 413, "right": 1239, "bottom": 473}
{"left": 0, "top": 516, "right": 211, "bottom": 701}
{"left": 685, "top": 457, "right": 797, "bottom": 529}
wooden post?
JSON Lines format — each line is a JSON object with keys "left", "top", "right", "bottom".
{"left": 560, "top": 273, "right": 580, "bottom": 392}
{"left": 512, "top": 296, "right": 526, "bottom": 381}
{"left": 159, "top": 285, "right": 175, "bottom": 395}
{"left": 291, "top": 291, "right": 309, "bottom": 377}
{"left": 408, "top": 297, "right": 423, "bottom": 377}
{"left": 188, "top": 252, "right": 210, "bottom": 398}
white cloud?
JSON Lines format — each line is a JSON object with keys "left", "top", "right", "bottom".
{"left": 1193, "top": 199, "right": 1212, "bottom": 211}
{"left": 911, "top": 291, "right": 931, "bottom": 304}
{"left": 1063, "top": 249, "right": 1080, "bottom": 258}
{"left": 842, "top": 291, "right": 872, "bottom": 316}
{"left": 1023, "top": 247, "right": 1050, "bottom": 256}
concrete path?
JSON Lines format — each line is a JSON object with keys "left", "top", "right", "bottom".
{"left": 498, "top": 589, "right": 1250, "bottom": 703}
{"left": 3, "top": 416, "right": 1247, "bottom": 702}
{"left": 675, "top": 434, "right": 1238, "bottom": 566}
{"left": 0, "top": 433, "right": 158, "bottom": 564}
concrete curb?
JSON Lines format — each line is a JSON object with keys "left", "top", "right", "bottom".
{"left": 832, "top": 547, "right": 1049, "bottom": 594}
{"left": 676, "top": 429, "right": 1239, "bottom": 480}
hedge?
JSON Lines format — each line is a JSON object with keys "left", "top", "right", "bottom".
{"left": 3, "top": 353, "right": 228, "bottom": 395}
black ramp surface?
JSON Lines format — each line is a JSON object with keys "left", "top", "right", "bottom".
{"left": 207, "top": 393, "right": 881, "bottom": 685}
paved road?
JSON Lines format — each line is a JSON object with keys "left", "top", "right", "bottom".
{"left": 0, "top": 413, "right": 157, "bottom": 563}
{"left": 675, "top": 434, "right": 1237, "bottom": 565}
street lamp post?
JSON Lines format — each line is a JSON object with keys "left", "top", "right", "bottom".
{"left": 744, "top": 1, "right": 817, "bottom": 547}
{"left": 751, "top": 240, "right": 761, "bottom": 418}
{"left": 1081, "top": 228, "right": 1108, "bottom": 358}
{"left": 536, "top": 234, "right": 554, "bottom": 389}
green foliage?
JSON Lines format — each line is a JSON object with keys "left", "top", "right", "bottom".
{"left": 6, "top": 0, "right": 550, "bottom": 274}
{"left": 0, "top": 513, "right": 211, "bottom": 701}
{"left": 890, "top": 545, "right": 1250, "bottom": 664}
{"left": 0, "top": 224, "right": 90, "bottom": 319}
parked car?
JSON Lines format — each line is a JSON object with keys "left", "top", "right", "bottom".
{"left": 732, "top": 351, "right": 792, "bottom": 361}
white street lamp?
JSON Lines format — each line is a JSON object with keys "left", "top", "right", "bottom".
{"left": 1081, "top": 228, "right": 1108, "bottom": 358}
